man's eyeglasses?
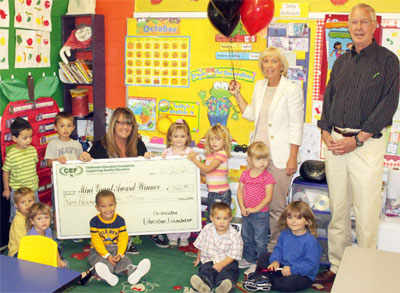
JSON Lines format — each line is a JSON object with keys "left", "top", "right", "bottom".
{"left": 348, "top": 19, "right": 374, "bottom": 26}
{"left": 116, "top": 120, "right": 133, "bottom": 127}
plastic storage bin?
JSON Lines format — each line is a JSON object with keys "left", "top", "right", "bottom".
{"left": 290, "top": 176, "right": 331, "bottom": 264}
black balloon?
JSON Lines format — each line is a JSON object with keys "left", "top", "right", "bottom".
{"left": 207, "top": 1, "right": 240, "bottom": 37}
{"left": 210, "top": 0, "right": 244, "bottom": 21}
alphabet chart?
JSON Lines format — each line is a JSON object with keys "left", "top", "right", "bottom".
{"left": 125, "top": 36, "right": 190, "bottom": 88}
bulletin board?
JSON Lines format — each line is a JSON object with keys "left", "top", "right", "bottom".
{"left": 130, "top": 0, "right": 400, "bottom": 155}
{"left": 126, "top": 18, "right": 266, "bottom": 145}
{"left": 125, "top": 16, "right": 318, "bottom": 145}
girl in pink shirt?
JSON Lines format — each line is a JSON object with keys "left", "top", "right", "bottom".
{"left": 188, "top": 124, "right": 232, "bottom": 222}
{"left": 162, "top": 119, "right": 193, "bottom": 247}
{"left": 237, "top": 142, "right": 275, "bottom": 269}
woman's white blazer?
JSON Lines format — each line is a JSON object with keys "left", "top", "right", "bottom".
{"left": 242, "top": 76, "right": 304, "bottom": 169}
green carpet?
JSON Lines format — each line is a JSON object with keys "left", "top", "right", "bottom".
{"left": 56, "top": 237, "right": 323, "bottom": 292}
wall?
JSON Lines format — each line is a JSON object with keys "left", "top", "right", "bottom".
{"left": 97, "top": 0, "right": 399, "bottom": 111}
{"left": 2, "top": 0, "right": 397, "bottom": 116}
{"left": 96, "top": 0, "right": 134, "bottom": 110}
{"left": 0, "top": 0, "right": 69, "bottom": 115}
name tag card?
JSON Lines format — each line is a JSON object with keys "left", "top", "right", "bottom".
{"left": 53, "top": 157, "right": 201, "bottom": 239}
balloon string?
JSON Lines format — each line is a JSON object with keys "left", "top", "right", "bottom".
{"left": 229, "top": 37, "right": 235, "bottom": 82}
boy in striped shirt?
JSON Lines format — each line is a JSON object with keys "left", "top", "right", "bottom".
{"left": 2, "top": 117, "right": 39, "bottom": 222}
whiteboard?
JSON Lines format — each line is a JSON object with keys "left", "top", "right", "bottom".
{"left": 53, "top": 157, "right": 201, "bottom": 239}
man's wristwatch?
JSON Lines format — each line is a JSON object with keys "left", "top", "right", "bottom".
{"left": 355, "top": 135, "right": 364, "bottom": 147}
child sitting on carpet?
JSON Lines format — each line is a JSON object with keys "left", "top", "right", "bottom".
{"left": 243, "top": 201, "right": 321, "bottom": 292}
{"left": 191, "top": 202, "right": 243, "bottom": 293}
{"left": 26, "top": 202, "right": 68, "bottom": 268}
{"left": 87, "top": 190, "right": 151, "bottom": 287}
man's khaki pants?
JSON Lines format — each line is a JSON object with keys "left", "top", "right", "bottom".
{"left": 325, "top": 131, "right": 385, "bottom": 273}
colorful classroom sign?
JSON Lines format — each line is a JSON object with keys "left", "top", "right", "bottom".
{"left": 158, "top": 99, "right": 200, "bottom": 132}
{"left": 127, "top": 96, "right": 157, "bottom": 131}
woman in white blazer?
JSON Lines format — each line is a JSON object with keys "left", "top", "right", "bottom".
{"left": 229, "top": 47, "right": 304, "bottom": 259}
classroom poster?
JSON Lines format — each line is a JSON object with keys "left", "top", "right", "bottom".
{"left": 14, "top": 29, "right": 50, "bottom": 68}
{"left": 14, "top": 0, "right": 53, "bottom": 31}
{"left": 157, "top": 100, "right": 200, "bottom": 133}
{"left": 0, "top": 29, "right": 9, "bottom": 69}
{"left": 127, "top": 96, "right": 157, "bottom": 131}
{"left": 382, "top": 28, "right": 400, "bottom": 61}
{"left": 267, "top": 21, "right": 311, "bottom": 105}
{"left": 385, "top": 101, "right": 400, "bottom": 168}
{"left": 324, "top": 17, "right": 352, "bottom": 70}
{"left": 0, "top": 0, "right": 10, "bottom": 28}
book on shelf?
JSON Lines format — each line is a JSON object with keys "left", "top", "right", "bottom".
{"left": 58, "top": 60, "right": 93, "bottom": 84}
{"left": 59, "top": 62, "right": 77, "bottom": 83}
{"left": 75, "top": 60, "right": 93, "bottom": 82}
{"left": 77, "top": 59, "right": 93, "bottom": 80}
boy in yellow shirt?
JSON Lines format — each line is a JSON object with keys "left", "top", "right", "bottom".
{"left": 87, "top": 190, "right": 151, "bottom": 286}
{"left": 8, "top": 187, "right": 35, "bottom": 257}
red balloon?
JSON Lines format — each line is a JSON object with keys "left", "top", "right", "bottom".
{"left": 240, "top": 0, "right": 275, "bottom": 35}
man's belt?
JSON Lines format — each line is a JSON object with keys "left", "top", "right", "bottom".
{"left": 333, "top": 127, "right": 383, "bottom": 138}
{"left": 333, "top": 127, "right": 359, "bottom": 137}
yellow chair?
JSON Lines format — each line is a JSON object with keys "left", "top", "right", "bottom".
{"left": 18, "top": 235, "right": 58, "bottom": 267}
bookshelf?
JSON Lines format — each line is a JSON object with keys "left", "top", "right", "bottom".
{"left": 61, "top": 14, "right": 105, "bottom": 141}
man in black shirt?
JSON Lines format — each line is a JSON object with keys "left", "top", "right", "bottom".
{"left": 317, "top": 3, "right": 399, "bottom": 283}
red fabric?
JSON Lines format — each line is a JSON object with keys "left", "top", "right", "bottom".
{"left": 64, "top": 29, "right": 92, "bottom": 49}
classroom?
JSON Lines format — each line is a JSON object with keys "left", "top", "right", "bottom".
{"left": 1, "top": 0, "right": 400, "bottom": 292}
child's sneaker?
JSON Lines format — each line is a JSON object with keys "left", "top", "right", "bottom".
{"left": 242, "top": 273, "right": 272, "bottom": 292}
{"left": 179, "top": 239, "right": 189, "bottom": 247}
{"left": 169, "top": 239, "right": 178, "bottom": 247}
{"left": 215, "top": 279, "right": 232, "bottom": 293}
{"left": 126, "top": 238, "right": 140, "bottom": 255}
{"left": 190, "top": 275, "right": 211, "bottom": 293}
{"left": 147, "top": 234, "right": 169, "bottom": 248}
{"left": 244, "top": 264, "right": 257, "bottom": 279}
{"left": 239, "top": 258, "right": 255, "bottom": 268}
{"left": 95, "top": 263, "right": 118, "bottom": 286}
{"left": 127, "top": 258, "right": 151, "bottom": 285}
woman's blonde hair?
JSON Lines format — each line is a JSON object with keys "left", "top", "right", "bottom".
{"left": 204, "top": 124, "right": 231, "bottom": 158}
{"left": 258, "top": 47, "right": 289, "bottom": 78}
{"left": 166, "top": 119, "right": 192, "bottom": 148}
{"left": 26, "top": 202, "right": 52, "bottom": 231}
{"left": 278, "top": 201, "right": 318, "bottom": 238}
{"left": 102, "top": 107, "right": 139, "bottom": 158}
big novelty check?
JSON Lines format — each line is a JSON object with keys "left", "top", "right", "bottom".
{"left": 53, "top": 157, "right": 201, "bottom": 239}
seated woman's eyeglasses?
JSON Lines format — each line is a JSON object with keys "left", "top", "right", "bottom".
{"left": 116, "top": 120, "right": 133, "bottom": 127}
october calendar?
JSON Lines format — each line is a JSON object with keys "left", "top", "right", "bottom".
{"left": 125, "top": 36, "right": 190, "bottom": 87}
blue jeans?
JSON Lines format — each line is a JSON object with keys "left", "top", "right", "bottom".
{"left": 9, "top": 189, "right": 39, "bottom": 222}
{"left": 207, "top": 190, "right": 232, "bottom": 222}
{"left": 241, "top": 211, "right": 269, "bottom": 263}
